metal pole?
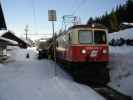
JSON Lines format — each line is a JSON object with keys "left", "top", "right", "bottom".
{"left": 25, "top": 25, "right": 28, "bottom": 40}
{"left": 26, "top": 31, "right": 28, "bottom": 40}
{"left": 52, "top": 21, "right": 56, "bottom": 61}
{"left": 52, "top": 21, "right": 56, "bottom": 76}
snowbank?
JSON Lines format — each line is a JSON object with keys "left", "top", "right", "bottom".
{"left": 108, "top": 28, "right": 133, "bottom": 98}
{"left": 109, "top": 28, "right": 133, "bottom": 40}
{"left": 108, "top": 46, "right": 133, "bottom": 98}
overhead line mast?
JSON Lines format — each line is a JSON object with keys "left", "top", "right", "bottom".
{"left": 60, "top": 0, "right": 88, "bottom": 31}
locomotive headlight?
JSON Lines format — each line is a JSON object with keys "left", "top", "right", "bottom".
{"left": 81, "top": 49, "right": 87, "bottom": 54}
{"left": 92, "top": 24, "right": 95, "bottom": 28}
{"left": 103, "top": 49, "right": 107, "bottom": 54}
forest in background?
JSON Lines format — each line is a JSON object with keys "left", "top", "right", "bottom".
{"left": 87, "top": 0, "right": 133, "bottom": 33}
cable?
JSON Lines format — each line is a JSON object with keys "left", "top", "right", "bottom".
{"left": 31, "top": 0, "right": 38, "bottom": 34}
{"left": 72, "top": 0, "right": 88, "bottom": 15}
{"left": 70, "top": 0, "right": 80, "bottom": 11}
{"left": 53, "top": 0, "right": 87, "bottom": 34}
{"left": 55, "top": 0, "right": 88, "bottom": 34}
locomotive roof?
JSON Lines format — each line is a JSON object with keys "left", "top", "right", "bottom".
{"left": 68, "top": 24, "right": 107, "bottom": 30}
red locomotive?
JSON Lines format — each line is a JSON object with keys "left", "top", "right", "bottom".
{"left": 52, "top": 23, "right": 110, "bottom": 84}
{"left": 56, "top": 24, "right": 109, "bottom": 65}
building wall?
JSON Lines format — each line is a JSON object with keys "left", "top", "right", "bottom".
{"left": 0, "top": 46, "right": 6, "bottom": 55}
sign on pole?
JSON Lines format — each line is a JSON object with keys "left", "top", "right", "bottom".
{"left": 48, "top": 10, "right": 57, "bottom": 76}
{"left": 48, "top": 10, "right": 57, "bottom": 21}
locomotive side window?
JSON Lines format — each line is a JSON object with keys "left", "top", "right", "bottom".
{"left": 68, "top": 33, "right": 72, "bottom": 44}
{"left": 56, "top": 40, "right": 59, "bottom": 47}
{"left": 79, "top": 30, "right": 93, "bottom": 44}
{"left": 94, "top": 30, "right": 107, "bottom": 44}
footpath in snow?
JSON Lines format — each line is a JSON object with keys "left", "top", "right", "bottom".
{"left": 0, "top": 47, "right": 105, "bottom": 100}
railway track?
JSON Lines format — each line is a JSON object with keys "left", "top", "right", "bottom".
{"left": 57, "top": 62, "right": 132, "bottom": 100}
{"left": 93, "top": 85, "right": 132, "bottom": 100}
{"left": 72, "top": 71, "right": 132, "bottom": 100}
{"left": 73, "top": 77, "right": 132, "bottom": 100}
{"left": 73, "top": 72, "right": 132, "bottom": 100}
{"left": 59, "top": 64, "right": 132, "bottom": 100}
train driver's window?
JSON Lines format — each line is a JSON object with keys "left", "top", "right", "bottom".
{"left": 94, "top": 30, "right": 107, "bottom": 44}
{"left": 79, "top": 30, "right": 93, "bottom": 44}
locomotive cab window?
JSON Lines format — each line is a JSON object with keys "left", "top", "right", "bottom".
{"left": 94, "top": 30, "right": 107, "bottom": 44}
{"left": 79, "top": 30, "right": 93, "bottom": 44}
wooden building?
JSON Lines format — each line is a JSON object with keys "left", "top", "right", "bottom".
{"left": 1, "top": 31, "right": 30, "bottom": 48}
{"left": 0, "top": 36, "right": 17, "bottom": 61}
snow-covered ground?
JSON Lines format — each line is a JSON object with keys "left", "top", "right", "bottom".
{"left": 108, "top": 28, "right": 133, "bottom": 98}
{"left": 0, "top": 28, "right": 133, "bottom": 100}
{"left": 0, "top": 47, "right": 105, "bottom": 100}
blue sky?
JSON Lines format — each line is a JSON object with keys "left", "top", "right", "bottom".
{"left": 1, "top": 0, "right": 126, "bottom": 40}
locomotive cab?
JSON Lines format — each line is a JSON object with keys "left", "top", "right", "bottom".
{"left": 62, "top": 24, "right": 109, "bottom": 64}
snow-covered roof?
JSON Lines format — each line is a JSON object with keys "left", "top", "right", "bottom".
{"left": 0, "top": 36, "right": 18, "bottom": 46}
{"left": 8, "top": 30, "right": 31, "bottom": 46}
{"left": 20, "top": 38, "right": 32, "bottom": 46}
{"left": 122, "top": 22, "right": 133, "bottom": 26}
{"left": 0, "top": 30, "right": 8, "bottom": 36}
{"left": 0, "top": 30, "right": 31, "bottom": 46}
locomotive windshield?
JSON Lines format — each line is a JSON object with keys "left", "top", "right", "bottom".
{"left": 94, "top": 30, "right": 107, "bottom": 44}
{"left": 79, "top": 30, "right": 93, "bottom": 44}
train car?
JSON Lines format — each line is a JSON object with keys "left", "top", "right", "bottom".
{"left": 36, "top": 40, "right": 49, "bottom": 59}
{"left": 55, "top": 23, "right": 110, "bottom": 84}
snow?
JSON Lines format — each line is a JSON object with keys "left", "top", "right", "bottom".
{"left": 20, "top": 38, "right": 32, "bottom": 46}
{"left": 0, "top": 30, "right": 31, "bottom": 46}
{"left": 0, "top": 30, "right": 8, "bottom": 36}
{"left": 0, "top": 37, "right": 18, "bottom": 45}
{"left": 0, "top": 47, "right": 105, "bottom": 100}
{"left": 122, "top": 22, "right": 133, "bottom": 26}
{"left": 108, "top": 46, "right": 133, "bottom": 98}
{"left": 109, "top": 28, "right": 133, "bottom": 40}
{"left": 108, "top": 28, "right": 133, "bottom": 98}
